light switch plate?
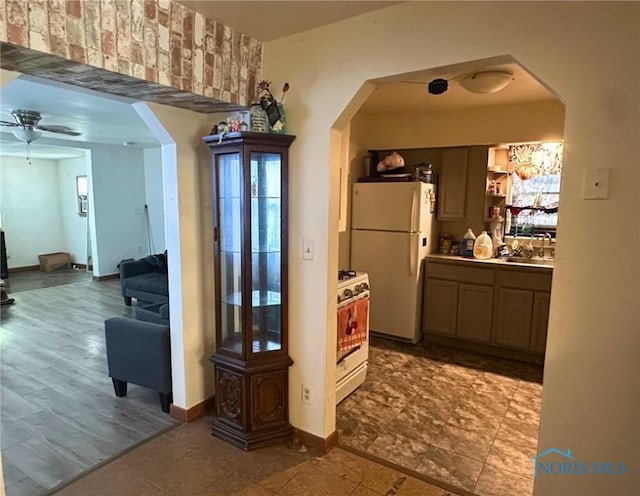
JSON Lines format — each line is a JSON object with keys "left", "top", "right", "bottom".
{"left": 583, "top": 168, "right": 610, "bottom": 200}
{"left": 303, "top": 238, "right": 314, "bottom": 261}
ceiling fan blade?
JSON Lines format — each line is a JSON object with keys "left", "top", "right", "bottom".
{"left": 0, "top": 120, "right": 20, "bottom": 127}
{"left": 36, "top": 124, "right": 82, "bottom": 136}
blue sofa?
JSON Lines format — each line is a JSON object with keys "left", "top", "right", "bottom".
{"left": 119, "top": 253, "right": 168, "bottom": 306}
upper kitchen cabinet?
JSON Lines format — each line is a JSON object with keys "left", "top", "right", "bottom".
{"left": 437, "top": 147, "right": 469, "bottom": 220}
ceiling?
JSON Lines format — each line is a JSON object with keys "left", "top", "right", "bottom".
{"left": 360, "top": 60, "right": 559, "bottom": 115}
{"left": 179, "top": 1, "right": 400, "bottom": 41}
{"left": 0, "top": 76, "right": 159, "bottom": 152}
{"left": 0, "top": 141, "right": 85, "bottom": 159}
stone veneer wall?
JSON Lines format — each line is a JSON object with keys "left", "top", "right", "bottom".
{"left": 0, "top": 0, "right": 261, "bottom": 107}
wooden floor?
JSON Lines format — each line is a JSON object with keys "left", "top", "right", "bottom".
{"left": 0, "top": 274, "right": 178, "bottom": 496}
{"left": 4, "top": 268, "right": 93, "bottom": 294}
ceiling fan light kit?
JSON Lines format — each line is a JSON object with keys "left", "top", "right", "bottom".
{"left": 1, "top": 109, "right": 81, "bottom": 143}
{"left": 0, "top": 109, "right": 81, "bottom": 164}
{"left": 12, "top": 127, "right": 42, "bottom": 144}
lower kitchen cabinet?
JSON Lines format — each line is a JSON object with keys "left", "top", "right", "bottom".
{"left": 423, "top": 259, "right": 552, "bottom": 359}
{"left": 424, "top": 279, "right": 458, "bottom": 336}
{"left": 457, "top": 283, "right": 493, "bottom": 343}
{"left": 494, "top": 288, "right": 534, "bottom": 350}
{"left": 530, "top": 292, "right": 551, "bottom": 353}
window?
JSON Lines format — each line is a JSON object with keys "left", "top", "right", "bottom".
{"left": 507, "top": 142, "right": 562, "bottom": 235}
{"left": 77, "top": 175, "right": 88, "bottom": 216}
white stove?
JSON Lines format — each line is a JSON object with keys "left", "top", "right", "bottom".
{"left": 336, "top": 270, "right": 370, "bottom": 404}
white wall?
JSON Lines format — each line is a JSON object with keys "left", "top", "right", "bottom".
{"left": 136, "top": 102, "right": 215, "bottom": 411}
{"left": 357, "top": 100, "right": 565, "bottom": 150}
{"left": 0, "top": 156, "right": 66, "bottom": 268}
{"left": 143, "top": 147, "right": 166, "bottom": 254}
{"left": 264, "top": 2, "right": 640, "bottom": 494}
{"left": 57, "top": 155, "right": 90, "bottom": 265}
{"left": 89, "top": 145, "right": 148, "bottom": 276}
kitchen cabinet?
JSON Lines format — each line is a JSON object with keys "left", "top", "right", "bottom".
{"left": 530, "top": 292, "right": 551, "bottom": 353}
{"left": 423, "top": 257, "right": 552, "bottom": 361}
{"left": 424, "top": 279, "right": 458, "bottom": 336}
{"left": 457, "top": 283, "right": 493, "bottom": 343}
{"left": 423, "top": 264, "right": 494, "bottom": 343}
{"left": 437, "top": 147, "right": 468, "bottom": 220}
{"left": 494, "top": 288, "right": 533, "bottom": 350}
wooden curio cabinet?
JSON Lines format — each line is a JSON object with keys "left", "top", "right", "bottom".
{"left": 203, "top": 132, "right": 295, "bottom": 450}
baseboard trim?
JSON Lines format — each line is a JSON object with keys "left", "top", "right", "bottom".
{"left": 294, "top": 428, "right": 338, "bottom": 453}
{"left": 170, "top": 396, "right": 215, "bottom": 422}
{"left": 74, "top": 263, "right": 92, "bottom": 270}
{"left": 92, "top": 273, "right": 120, "bottom": 281}
{"left": 9, "top": 265, "right": 40, "bottom": 272}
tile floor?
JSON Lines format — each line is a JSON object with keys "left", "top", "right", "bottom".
{"left": 52, "top": 416, "right": 462, "bottom": 496}
{"left": 337, "top": 337, "right": 543, "bottom": 496}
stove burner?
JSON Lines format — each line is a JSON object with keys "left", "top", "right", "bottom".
{"left": 338, "top": 270, "right": 357, "bottom": 281}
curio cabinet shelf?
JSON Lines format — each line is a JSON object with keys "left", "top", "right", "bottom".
{"left": 203, "top": 131, "right": 295, "bottom": 450}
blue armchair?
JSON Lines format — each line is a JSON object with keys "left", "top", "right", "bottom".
{"left": 104, "top": 302, "right": 172, "bottom": 413}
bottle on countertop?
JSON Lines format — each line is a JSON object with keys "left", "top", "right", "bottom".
{"left": 473, "top": 231, "right": 493, "bottom": 260}
{"left": 439, "top": 233, "right": 452, "bottom": 254}
{"left": 461, "top": 228, "right": 476, "bottom": 258}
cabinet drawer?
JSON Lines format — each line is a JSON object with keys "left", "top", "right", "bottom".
{"left": 427, "top": 262, "right": 494, "bottom": 285}
{"left": 496, "top": 269, "right": 552, "bottom": 292}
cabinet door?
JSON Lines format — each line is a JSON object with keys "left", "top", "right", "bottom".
{"left": 437, "top": 147, "right": 468, "bottom": 220}
{"left": 530, "top": 292, "right": 551, "bottom": 353}
{"left": 423, "top": 279, "right": 458, "bottom": 336}
{"left": 457, "top": 284, "right": 493, "bottom": 343}
{"left": 494, "top": 288, "right": 533, "bottom": 349}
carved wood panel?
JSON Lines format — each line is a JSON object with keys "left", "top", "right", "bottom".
{"left": 216, "top": 367, "right": 243, "bottom": 426}
{"left": 250, "top": 370, "right": 286, "bottom": 430}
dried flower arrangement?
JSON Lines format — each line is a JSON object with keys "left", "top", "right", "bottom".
{"left": 257, "top": 80, "right": 289, "bottom": 132}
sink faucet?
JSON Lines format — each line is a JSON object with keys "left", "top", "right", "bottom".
{"left": 539, "top": 233, "right": 553, "bottom": 258}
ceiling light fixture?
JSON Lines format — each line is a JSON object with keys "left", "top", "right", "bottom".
{"left": 458, "top": 70, "right": 514, "bottom": 94}
{"left": 10, "top": 128, "right": 42, "bottom": 166}
{"left": 12, "top": 127, "right": 42, "bottom": 144}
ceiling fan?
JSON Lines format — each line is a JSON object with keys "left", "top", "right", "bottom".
{"left": 0, "top": 109, "right": 81, "bottom": 144}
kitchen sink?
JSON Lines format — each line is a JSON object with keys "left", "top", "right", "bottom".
{"left": 505, "top": 256, "right": 554, "bottom": 266}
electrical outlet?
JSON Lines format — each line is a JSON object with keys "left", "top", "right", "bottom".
{"left": 302, "top": 384, "right": 312, "bottom": 405}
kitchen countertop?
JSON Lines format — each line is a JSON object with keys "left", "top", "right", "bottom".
{"left": 426, "top": 253, "right": 554, "bottom": 271}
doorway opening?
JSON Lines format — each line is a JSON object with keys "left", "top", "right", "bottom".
{"left": 332, "top": 55, "right": 566, "bottom": 496}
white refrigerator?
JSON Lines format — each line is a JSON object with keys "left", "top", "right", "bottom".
{"left": 350, "top": 182, "right": 438, "bottom": 343}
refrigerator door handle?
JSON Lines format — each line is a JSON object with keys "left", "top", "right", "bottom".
{"left": 409, "top": 188, "right": 417, "bottom": 232}
{"left": 409, "top": 233, "right": 418, "bottom": 276}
